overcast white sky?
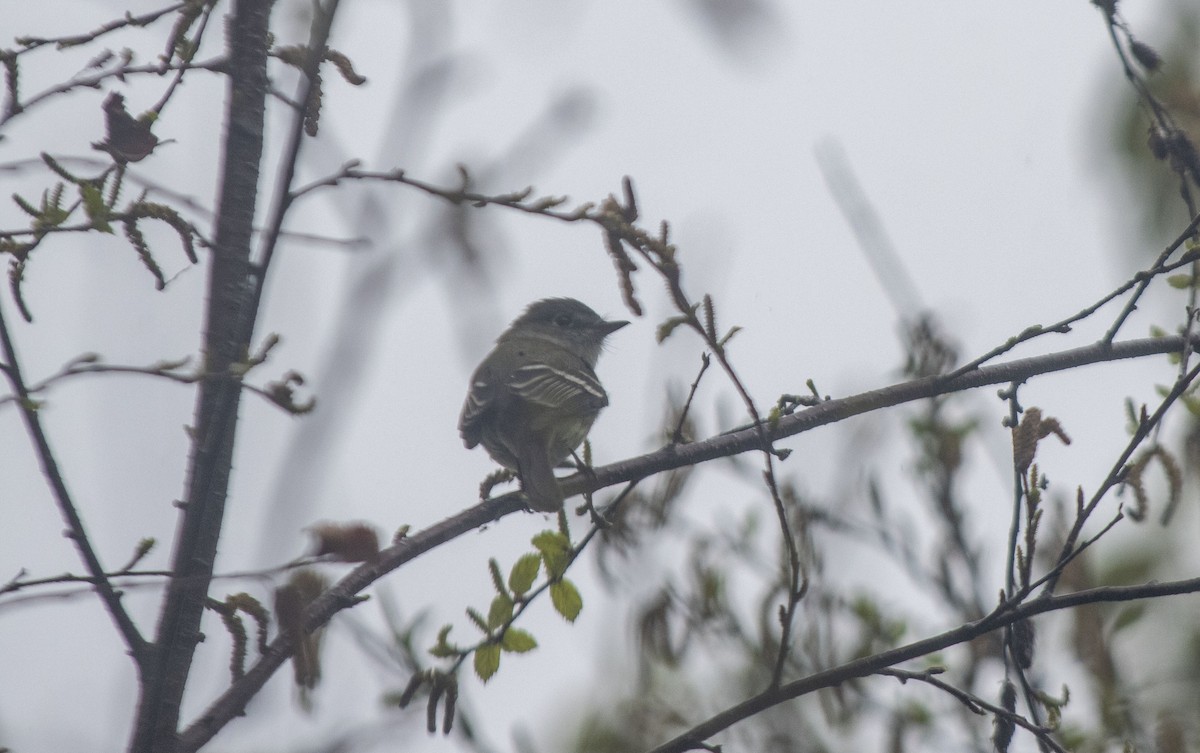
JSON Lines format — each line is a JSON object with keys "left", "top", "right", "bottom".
{"left": 1, "top": 1, "right": 1192, "bottom": 751}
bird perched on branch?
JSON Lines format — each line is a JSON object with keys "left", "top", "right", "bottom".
{"left": 459, "top": 298, "right": 628, "bottom": 512}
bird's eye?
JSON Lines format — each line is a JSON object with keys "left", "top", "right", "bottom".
{"left": 553, "top": 314, "right": 572, "bottom": 327}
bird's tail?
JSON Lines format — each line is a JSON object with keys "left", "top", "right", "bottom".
{"left": 519, "top": 448, "right": 563, "bottom": 513}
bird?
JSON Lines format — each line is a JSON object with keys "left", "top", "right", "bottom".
{"left": 459, "top": 298, "right": 629, "bottom": 511}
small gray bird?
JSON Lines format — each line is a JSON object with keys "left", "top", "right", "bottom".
{"left": 459, "top": 298, "right": 629, "bottom": 511}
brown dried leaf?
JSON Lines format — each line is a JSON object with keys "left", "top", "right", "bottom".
{"left": 308, "top": 521, "right": 381, "bottom": 562}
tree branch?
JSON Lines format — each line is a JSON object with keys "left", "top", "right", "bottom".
{"left": 1042, "top": 356, "right": 1200, "bottom": 595}
{"left": 0, "top": 299, "right": 147, "bottom": 662}
{"left": 177, "top": 332, "right": 1196, "bottom": 749}
{"left": 879, "top": 667, "right": 1067, "bottom": 753}
{"left": 250, "top": 0, "right": 341, "bottom": 312}
{"left": 582, "top": 334, "right": 1198, "bottom": 496}
{"left": 11, "top": 2, "right": 189, "bottom": 53}
{"left": 130, "top": 1, "right": 276, "bottom": 750}
{"left": 176, "top": 498, "right": 521, "bottom": 752}
{"left": 0, "top": 352, "right": 312, "bottom": 414}
{"left": 646, "top": 577, "right": 1200, "bottom": 753}
{"left": 1, "top": 57, "right": 227, "bottom": 128}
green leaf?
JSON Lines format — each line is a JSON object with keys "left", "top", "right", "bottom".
{"left": 767, "top": 405, "right": 781, "bottom": 430}
{"left": 487, "top": 594, "right": 514, "bottom": 630}
{"left": 474, "top": 644, "right": 501, "bottom": 682}
{"left": 1124, "top": 397, "right": 1139, "bottom": 435}
{"left": 655, "top": 304, "right": 700, "bottom": 344}
{"left": 558, "top": 506, "right": 572, "bottom": 538}
{"left": 500, "top": 628, "right": 537, "bottom": 653}
{"left": 466, "top": 607, "right": 488, "bottom": 633}
{"left": 488, "top": 558, "right": 508, "bottom": 597}
{"left": 655, "top": 314, "right": 689, "bottom": 344}
{"left": 38, "top": 184, "right": 69, "bottom": 228}
{"left": 40, "top": 153, "right": 78, "bottom": 182}
{"left": 550, "top": 579, "right": 583, "bottom": 622}
{"left": 532, "top": 531, "right": 572, "bottom": 579}
{"left": 1167, "top": 274, "right": 1195, "bottom": 289}
{"left": 508, "top": 553, "right": 541, "bottom": 596}
{"left": 702, "top": 294, "right": 717, "bottom": 342}
{"left": 531, "top": 530, "right": 570, "bottom": 552}
{"left": 718, "top": 325, "right": 741, "bottom": 348}
{"left": 80, "top": 184, "right": 112, "bottom": 233}
{"left": 12, "top": 191, "right": 40, "bottom": 218}
{"left": 429, "top": 625, "right": 457, "bottom": 658}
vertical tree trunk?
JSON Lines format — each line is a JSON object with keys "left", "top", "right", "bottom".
{"left": 130, "top": 0, "right": 275, "bottom": 749}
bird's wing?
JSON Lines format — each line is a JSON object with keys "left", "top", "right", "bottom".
{"left": 508, "top": 363, "right": 608, "bottom": 411}
{"left": 458, "top": 376, "right": 493, "bottom": 448}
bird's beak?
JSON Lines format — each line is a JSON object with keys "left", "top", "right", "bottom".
{"left": 599, "top": 319, "right": 630, "bottom": 335}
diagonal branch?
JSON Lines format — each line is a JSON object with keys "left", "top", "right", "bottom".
{"left": 0, "top": 300, "right": 147, "bottom": 662}
{"left": 582, "top": 334, "right": 1199, "bottom": 496}
{"left": 1042, "top": 356, "right": 1200, "bottom": 595}
{"left": 11, "top": 2, "right": 189, "bottom": 53}
{"left": 176, "top": 498, "right": 520, "bottom": 752}
{"left": 879, "top": 667, "right": 1067, "bottom": 753}
{"left": 645, "top": 576, "right": 1200, "bottom": 753}
{"left": 177, "top": 332, "right": 1197, "bottom": 749}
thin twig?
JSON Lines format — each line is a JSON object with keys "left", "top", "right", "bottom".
{"left": 0, "top": 300, "right": 147, "bottom": 661}
{"left": 0, "top": 354, "right": 309, "bottom": 413}
{"left": 1002, "top": 382, "right": 1024, "bottom": 602}
{"left": 671, "top": 352, "right": 710, "bottom": 445}
{"left": 943, "top": 214, "right": 1200, "bottom": 379}
{"left": 1, "top": 58, "right": 227, "bottom": 127}
{"left": 0, "top": 557, "right": 323, "bottom": 605}
{"left": 293, "top": 163, "right": 1200, "bottom": 384}
{"left": 149, "top": 2, "right": 218, "bottom": 118}
{"left": 1024, "top": 510, "right": 1123, "bottom": 599}
{"left": 880, "top": 668, "right": 1067, "bottom": 753}
{"left": 645, "top": 576, "right": 1200, "bottom": 753}
{"left": 11, "top": 2, "right": 188, "bottom": 53}
{"left": 1042, "top": 357, "right": 1200, "bottom": 596}
{"left": 250, "top": 0, "right": 342, "bottom": 312}
{"left": 0, "top": 155, "right": 366, "bottom": 248}
{"left": 1095, "top": 24, "right": 1200, "bottom": 344}
{"left": 0, "top": 211, "right": 211, "bottom": 245}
